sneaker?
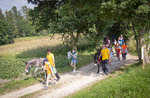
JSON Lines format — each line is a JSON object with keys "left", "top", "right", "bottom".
{"left": 56, "top": 78, "right": 60, "bottom": 81}
{"left": 44, "top": 86, "right": 48, "bottom": 90}
{"left": 52, "top": 82, "right": 56, "bottom": 86}
{"left": 73, "top": 69, "right": 76, "bottom": 72}
{"left": 105, "top": 72, "right": 109, "bottom": 75}
{"left": 94, "top": 64, "right": 97, "bottom": 66}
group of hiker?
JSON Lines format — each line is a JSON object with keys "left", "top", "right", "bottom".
{"left": 43, "top": 48, "right": 77, "bottom": 89}
{"left": 43, "top": 49, "right": 60, "bottom": 89}
{"left": 95, "top": 34, "right": 128, "bottom": 75}
{"left": 36, "top": 34, "right": 128, "bottom": 89}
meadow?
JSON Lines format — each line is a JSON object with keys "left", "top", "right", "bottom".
{"left": 68, "top": 63, "right": 150, "bottom": 98}
{"left": 0, "top": 35, "right": 95, "bottom": 94}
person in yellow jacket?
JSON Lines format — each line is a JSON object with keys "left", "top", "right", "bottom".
{"left": 44, "top": 58, "right": 55, "bottom": 89}
{"left": 100, "top": 45, "right": 110, "bottom": 75}
{"left": 46, "top": 49, "right": 60, "bottom": 81}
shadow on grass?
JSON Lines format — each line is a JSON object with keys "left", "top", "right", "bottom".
{"left": 16, "top": 44, "right": 71, "bottom": 59}
{"left": 16, "top": 43, "right": 95, "bottom": 59}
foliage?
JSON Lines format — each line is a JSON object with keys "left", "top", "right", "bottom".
{"left": 127, "top": 37, "right": 137, "bottom": 56}
{"left": 28, "top": 0, "right": 150, "bottom": 52}
{"left": 0, "top": 58, "right": 27, "bottom": 79}
{"left": 0, "top": 17, "right": 14, "bottom": 45}
{"left": 69, "top": 63, "right": 150, "bottom": 98}
{"left": 0, "top": 6, "right": 38, "bottom": 45}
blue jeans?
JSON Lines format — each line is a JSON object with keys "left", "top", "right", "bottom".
{"left": 102, "top": 59, "right": 109, "bottom": 73}
{"left": 72, "top": 59, "right": 77, "bottom": 63}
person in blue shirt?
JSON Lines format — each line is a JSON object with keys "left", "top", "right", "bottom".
{"left": 118, "top": 34, "right": 124, "bottom": 46}
{"left": 71, "top": 49, "right": 77, "bottom": 72}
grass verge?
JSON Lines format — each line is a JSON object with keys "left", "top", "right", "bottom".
{"left": 0, "top": 77, "right": 38, "bottom": 95}
{"left": 68, "top": 63, "right": 150, "bottom": 98}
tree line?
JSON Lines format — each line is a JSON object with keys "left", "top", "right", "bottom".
{"left": 0, "top": 6, "right": 38, "bottom": 45}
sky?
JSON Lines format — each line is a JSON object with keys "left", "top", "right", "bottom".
{"left": 0, "top": 0, "right": 35, "bottom": 13}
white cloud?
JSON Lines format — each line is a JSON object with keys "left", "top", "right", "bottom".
{"left": 0, "top": 0, "right": 35, "bottom": 13}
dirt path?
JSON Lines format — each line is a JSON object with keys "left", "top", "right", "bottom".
{"left": 1, "top": 54, "right": 138, "bottom": 98}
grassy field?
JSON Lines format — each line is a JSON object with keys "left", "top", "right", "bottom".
{"left": 0, "top": 34, "right": 95, "bottom": 94}
{"left": 68, "top": 63, "right": 150, "bottom": 98}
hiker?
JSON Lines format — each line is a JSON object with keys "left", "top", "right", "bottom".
{"left": 112, "top": 33, "right": 116, "bottom": 42}
{"left": 104, "top": 36, "right": 110, "bottom": 45}
{"left": 107, "top": 44, "right": 113, "bottom": 65}
{"left": 94, "top": 48, "right": 101, "bottom": 66}
{"left": 114, "top": 39, "right": 117, "bottom": 46}
{"left": 100, "top": 45, "right": 110, "bottom": 75}
{"left": 44, "top": 58, "right": 55, "bottom": 89}
{"left": 46, "top": 49, "right": 60, "bottom": 81}
{"left": 71, "top": 49, "right": 77, "bottom": 72}
{"left": 97, "top": 47, "right": 102, "bottom": 73}
{"left": 118, "top": 34, "right": 124, "bottom": 46}
{"left": 116, "top": 43, "right": 121, "bottom": 61}
{"left": 121, "top": 42, "right": 128, "bottom": 62}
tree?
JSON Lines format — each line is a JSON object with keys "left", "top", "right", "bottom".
{"left": 27, "top": 0, "right": 150, "bottom": 63}
{"left": 97, "top": 0, "right": 150, "bottom": 63}
{"left": 0, "top": 9, "right": 14, "bottom": 45}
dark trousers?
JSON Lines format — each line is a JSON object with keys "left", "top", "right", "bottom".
{"left": 102, "top": 59, "right": 109, "bottom": 73}
{"left": 55, "top": 72, "right": 60, "bottom": 80}
{"left": 97, "top": 63, "right": 102, "bottom": 73}
{"left": 122, "top": 53, "right": 127, "bottom": 60}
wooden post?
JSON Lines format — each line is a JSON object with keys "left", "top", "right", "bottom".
{"left": 142, "top": 46, "right": 145, "bottom": 69}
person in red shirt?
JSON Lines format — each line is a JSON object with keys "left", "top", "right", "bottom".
{"left": 116, "top": 43, "right": 121, "bottom": 61}
{"left": 121, "top": 42, "right": 128, "bottom": 62}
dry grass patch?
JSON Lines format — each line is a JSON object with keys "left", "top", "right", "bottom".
{"left": 0, "top": 35, "right": 62, "bottom": 57}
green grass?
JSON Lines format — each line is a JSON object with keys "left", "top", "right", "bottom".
{"left": 68, "top": 63, "right": 150, "bottom": 98}
{"left": 0, "top": 77, "right": 38, "bottom": 94}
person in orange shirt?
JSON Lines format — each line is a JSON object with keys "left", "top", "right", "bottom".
{"left": 44, "top": 58, "right": 55, "bottom": 90}
{"left": 121, "top": 42, "right": 128, "bottom": 62}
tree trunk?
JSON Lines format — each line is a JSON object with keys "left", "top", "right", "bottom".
{"left": 132, "top": 21, "right": 142, "bottom": 63}
{"left": 70, "top": 32, "right": 77, "bottom": 50}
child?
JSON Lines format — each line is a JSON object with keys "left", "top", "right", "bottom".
{"left": 71, "top": 49, "right": 77, "bottom": 72}
{"left": 44, "top": 58, "right": 55, "bottom": 90}
{"left": 116, "top": 43, "right": 121, "bottom": 61}
{"left": 108, "top": 44, "right": 113, "bottom": 65}
{"left": 121, "top": 42, "right": 128, "bottom": 62}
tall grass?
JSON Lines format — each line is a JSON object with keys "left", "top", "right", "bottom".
{"left": 127, "top": 38, "right": 137, "bottom": 56}
{"left": 69, "top": 63, "right": 150, "bottom": 98}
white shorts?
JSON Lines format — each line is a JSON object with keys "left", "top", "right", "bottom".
{"left": 47, "top": 74, "right": 52, "bottom": 80}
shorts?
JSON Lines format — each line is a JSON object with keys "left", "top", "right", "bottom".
{"left": 72, "top": 59, "right": 77, "bottom": 63}
{"left": 47, "top": 74, "right": 52, "bottom": 80}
